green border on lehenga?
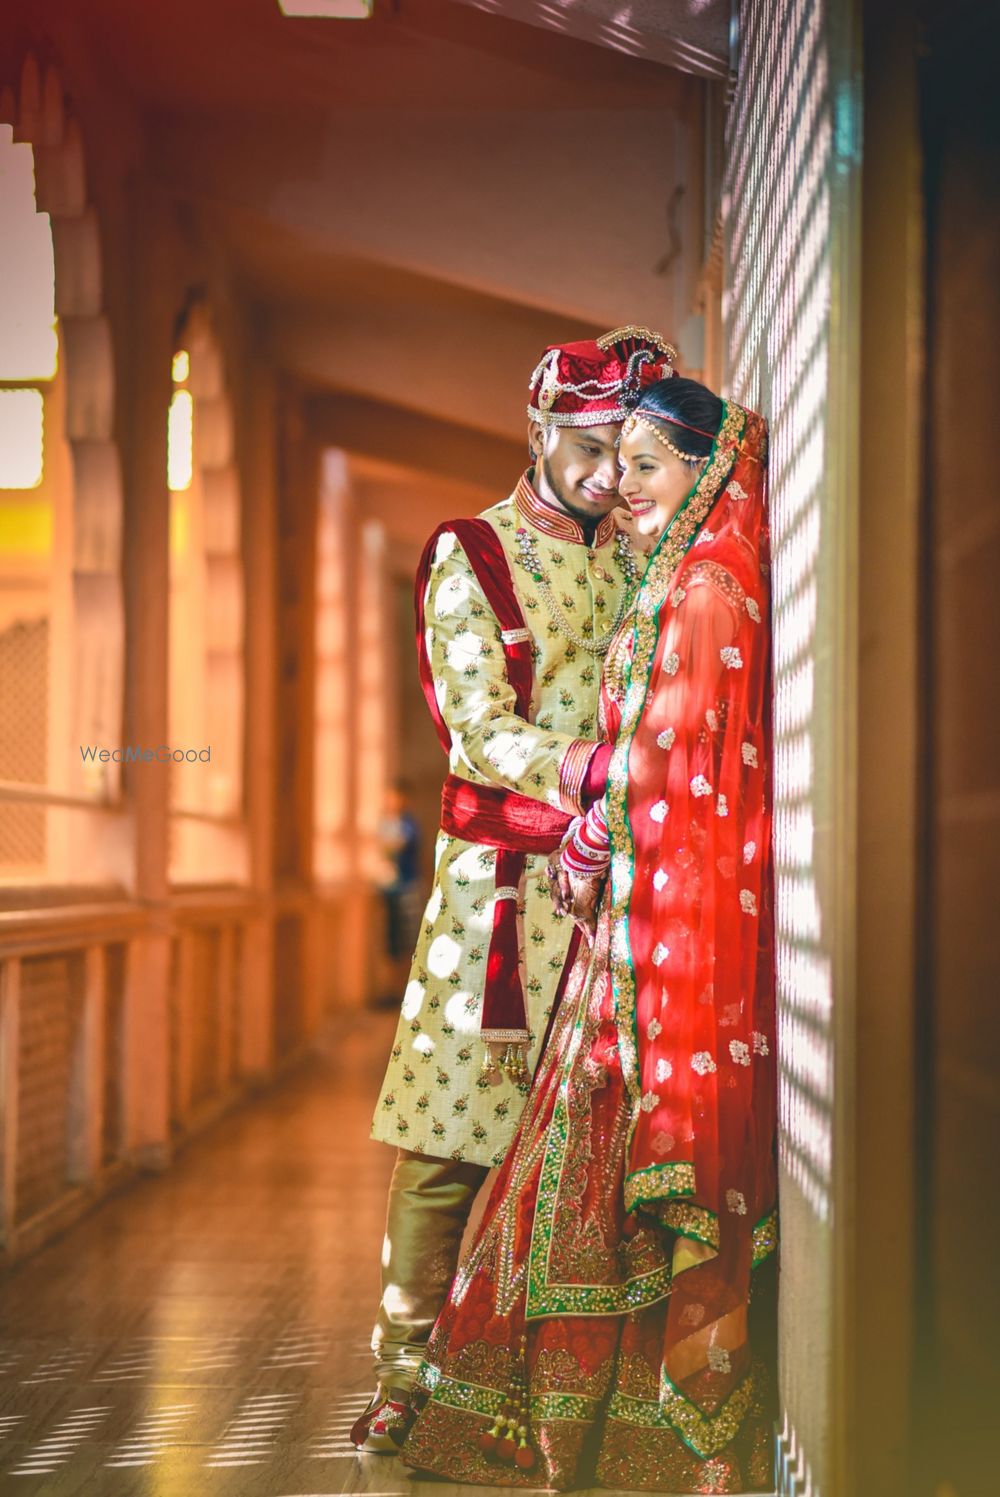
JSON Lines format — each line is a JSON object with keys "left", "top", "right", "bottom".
{"left": 415, "top": 1359, "right": 758, "bottom": 1460}
{"left": 415, "top": 1359, "right": 504, "bottom": 1417}
{"left": 415, "top": 1359, "right": 601, "bottom": 1426}
{"left": 609, "top": 1364, "right": 755, "bottom": 1460}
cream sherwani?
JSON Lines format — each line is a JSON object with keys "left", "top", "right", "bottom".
{"left": 371, "top": 475, "right": 635, "bottom": 1168}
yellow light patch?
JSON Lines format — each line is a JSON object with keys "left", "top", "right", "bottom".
{"left": 0, "top": 500, "right": 53, "bottom": 554}
{"left": 171, "top": 349, "right": 190, "bottom": 384}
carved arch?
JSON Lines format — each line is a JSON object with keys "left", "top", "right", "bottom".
{"left": 0, "top": 55, "right": 124, "bottom": 882}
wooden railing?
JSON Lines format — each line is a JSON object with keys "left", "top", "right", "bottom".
{"left": 0, "top": 882, "right": 375, "bottom": 1260}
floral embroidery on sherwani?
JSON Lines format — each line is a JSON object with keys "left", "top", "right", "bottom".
{"left": 371, "top": 488, "right": 634, "bottom": 1167}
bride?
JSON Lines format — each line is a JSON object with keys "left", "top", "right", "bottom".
{"left": 400, "top": 375, "right": 778, "bottom": 1494}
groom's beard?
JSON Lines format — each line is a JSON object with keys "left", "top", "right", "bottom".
{"left": 539, "top": 452, "right": 617, "bottom": 533}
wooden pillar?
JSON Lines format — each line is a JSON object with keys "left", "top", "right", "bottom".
{"left": 118, "top": 181, "right": 177, "bottom": 1165}
{"left": 241, "top": 365, "right": 278, "bottom": 1077}
{"left": 172, "top": 931, "right": 194, "bottom": 1121}
{"left": 239, "top": 915, "right": 273, "bottom": 1080}
{"left": 215, "top": 922, "right": 235, "bottom": 1091}
{"left": 0, "top": 960, "right": 21, "bottom": 1246}
{"left": 273, "top": 396, "right": 321, "bottom": 1039}
{"left": 301, "top": 906, "right": 324, "bottom": 1040}
{"left": 67, "top": 945, "right": 106, "bottom": 1185}
{"left": 273, "top": 392, "right": 319, "bottom": 888}
{"left": 121, "top": 933, "right": 171, "bottom": 1166}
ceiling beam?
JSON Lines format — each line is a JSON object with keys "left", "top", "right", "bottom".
{"left": 304, "top": 386, "right": 527, "bottom": 492}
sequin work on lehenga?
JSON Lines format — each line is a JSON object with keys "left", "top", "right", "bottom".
{"left": 400, "top": 902, "right": 776, "bottom": 1493}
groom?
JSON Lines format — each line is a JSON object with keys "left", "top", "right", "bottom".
{"left": 353, "top": 327, "right": 677, "bottom": 1451}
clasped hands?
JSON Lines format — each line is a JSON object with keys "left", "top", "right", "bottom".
{"left": 544, "top": 823, "right": 605, "bottom": 945}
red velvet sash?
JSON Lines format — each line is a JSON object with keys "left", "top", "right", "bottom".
{"left": 440, "top": 775, "right": 569, "bottom": 853}
{"left": 415, "top": 519, "right": 572, "bottom": 1041}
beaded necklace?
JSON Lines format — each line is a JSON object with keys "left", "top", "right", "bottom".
{"left": 602, "top": 615, "right": 635, "bottom": 707}
{"left": 514, "top": 526, "right": 641, "bottom": 656}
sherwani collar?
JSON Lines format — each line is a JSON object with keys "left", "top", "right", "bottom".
{"left": 514, "top": 472, "right": 618, "bottom": 549}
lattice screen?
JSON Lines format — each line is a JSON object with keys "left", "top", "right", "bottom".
{"left": 0, "top": 616, "right": 48, "bottom": 872}
{"left": 16, "top": 954, "right": 82, "bottom": 1222}
{"left": 723, "top": 1, "right": 853, "bottom": 1492}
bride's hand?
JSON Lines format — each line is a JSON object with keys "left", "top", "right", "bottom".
{"left": 546, "top": 853, "right": 602, "bottom": 945}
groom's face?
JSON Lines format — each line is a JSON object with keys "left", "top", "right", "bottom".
{"left": 530, "top": 421, "right": 622, "bottom": 523}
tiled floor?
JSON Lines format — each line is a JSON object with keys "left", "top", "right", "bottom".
{"left": 0, "top": 1013, "right": 770, "bottom": 1496}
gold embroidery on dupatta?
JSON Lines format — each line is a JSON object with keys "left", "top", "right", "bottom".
{"left": 623, "top": 1160, "right": 698, "bottom": 1212}
{"left": 751, "top": 1207, "right": 779, "bottom": 1266}
{"left": 685, "top": 558, "right": 747, "bottom": 612}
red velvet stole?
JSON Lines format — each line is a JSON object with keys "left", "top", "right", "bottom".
{"left": 414, "top": 519, "right": 572, "bottom": 1040}
{"left": 439, "top": 776, "right": 569, "bottom": 853}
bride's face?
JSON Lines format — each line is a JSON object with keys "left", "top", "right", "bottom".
{"left": 617, "top": 421, "right": 706, "bottom": 552}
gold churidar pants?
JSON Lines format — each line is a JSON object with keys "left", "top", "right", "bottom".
{"left": 372, "top": 1148, "right": 489, "bottom": 1390}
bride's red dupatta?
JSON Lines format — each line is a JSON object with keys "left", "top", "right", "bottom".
{"left": 606, "top": 400, "right": 777, "bottom": 1436}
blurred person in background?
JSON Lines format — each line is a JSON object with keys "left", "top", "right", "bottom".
{"left": 376, "top": 780, "right": 423, "bottom": 1002}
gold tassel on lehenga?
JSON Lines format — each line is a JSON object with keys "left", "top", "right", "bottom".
{"left": 476, "top": 1332, "right": 536, "bottom": 1471}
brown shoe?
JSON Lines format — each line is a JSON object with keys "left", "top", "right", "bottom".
{"left": 349, "top": 1384, "right": 415, "bottom": 1453}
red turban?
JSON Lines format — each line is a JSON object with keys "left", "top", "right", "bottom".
{"left": 527, "top": 325, "right": 677, "bottom": 428}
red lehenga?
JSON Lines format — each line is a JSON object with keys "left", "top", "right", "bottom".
{"left": 401, "top": 402, "right": 778, "bottom": 1493}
